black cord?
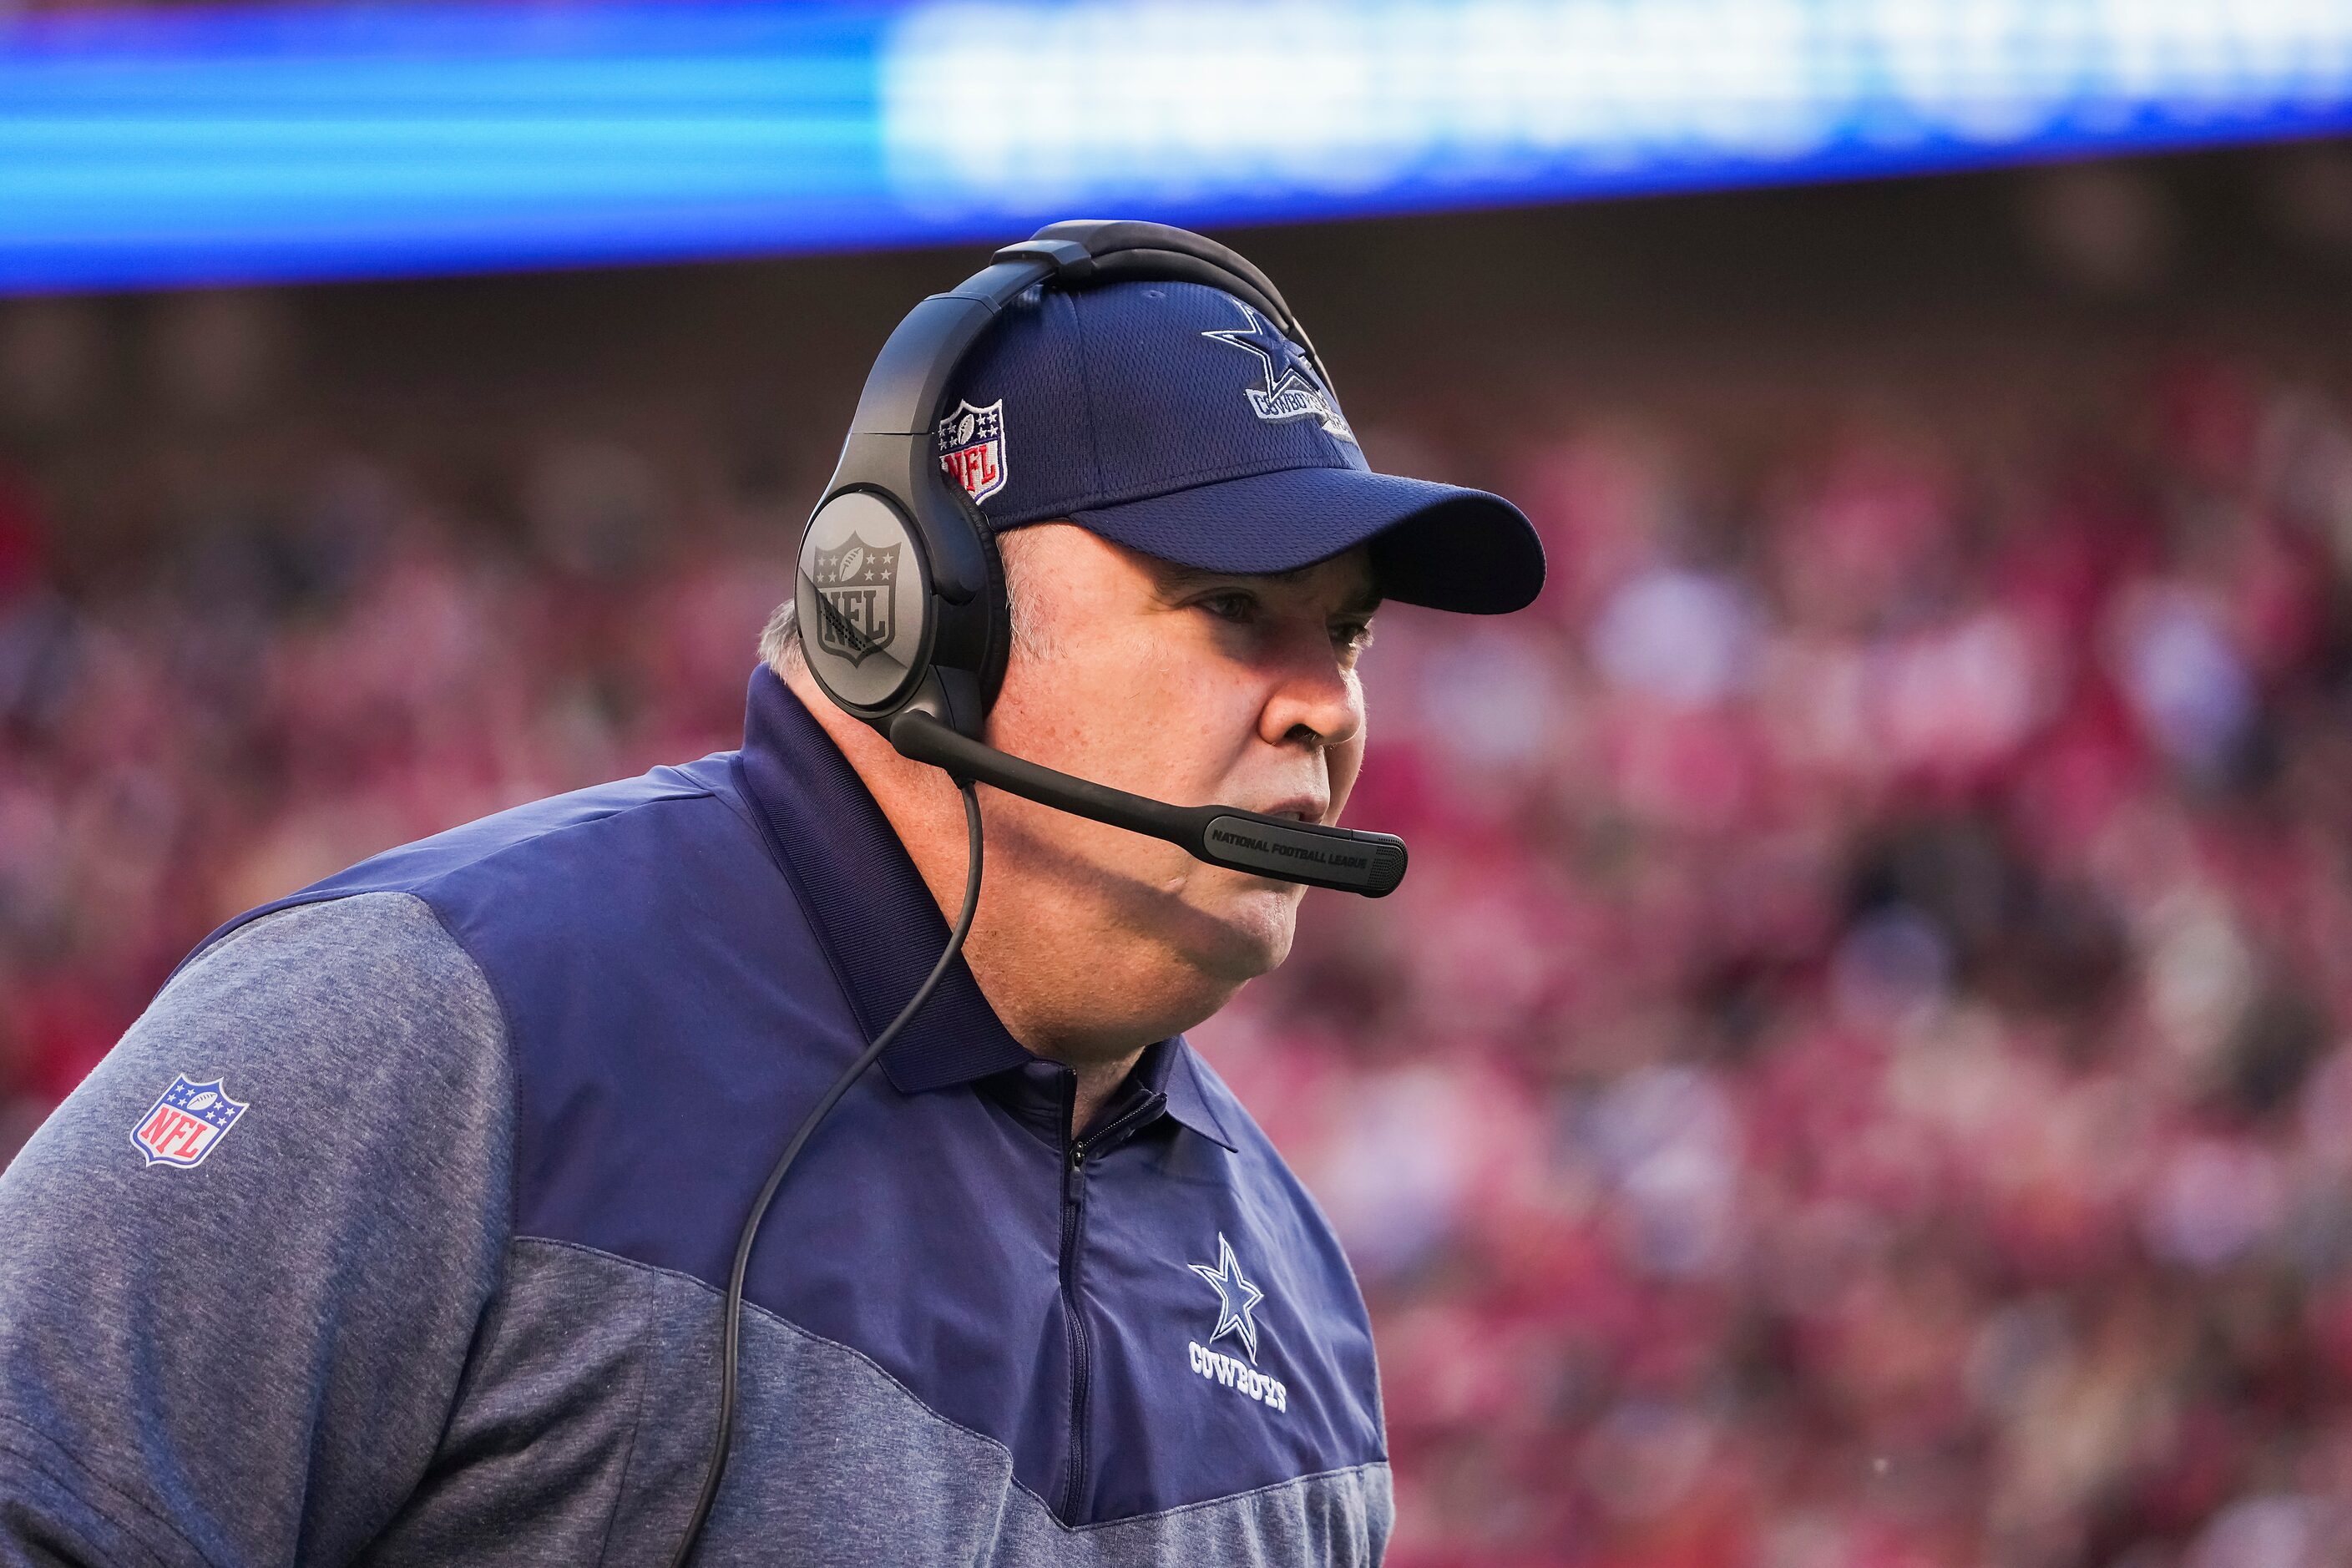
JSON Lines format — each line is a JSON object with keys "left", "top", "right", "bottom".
{"left": 665, "top": 781, "right": 984, "bottom": 1567}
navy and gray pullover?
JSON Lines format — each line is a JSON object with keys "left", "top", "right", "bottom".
{"left": 0, "top": 666, "right": 1391, "bottom": 1565}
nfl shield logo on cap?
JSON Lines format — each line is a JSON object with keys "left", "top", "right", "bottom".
{"left": 937, "top": 398, "right": 1008, "bottom": 503}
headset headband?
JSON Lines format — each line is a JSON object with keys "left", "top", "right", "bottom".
{"left": 847, "top": 220, "right": 1326, "bottom": 444}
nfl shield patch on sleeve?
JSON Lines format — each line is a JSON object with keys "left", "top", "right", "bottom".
{"left": 132, "top": 1075, "right": 249, "bottom": 1168}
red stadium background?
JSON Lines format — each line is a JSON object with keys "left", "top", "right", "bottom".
{"left": 8, "top": 145, "right": 2352, "bottom": 1565}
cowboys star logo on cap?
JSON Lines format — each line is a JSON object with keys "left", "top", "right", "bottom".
{"left": 1201, "top": 303, "right": 1355, "bottom": 445}
{"left": 936, "top": 397, "right": 1008, "bottom": 503}
{"left": 1190, "top": 1232, "right": 1267, "bottom": 1362}
{"left": 810, "top": 535, "right": 900, "bottom": 666}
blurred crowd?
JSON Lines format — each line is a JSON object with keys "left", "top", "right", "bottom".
{"left": 7, "top": 344, "right": 2352, "bottom": 1567}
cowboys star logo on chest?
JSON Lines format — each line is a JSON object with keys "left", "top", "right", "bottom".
{"left": 1184, "top": 1232, "right": 1289, "bottom": 1414}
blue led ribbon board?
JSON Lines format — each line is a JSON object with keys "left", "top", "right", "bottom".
{"left": 6, "top": 0, "right": 2352, "bottom": 293}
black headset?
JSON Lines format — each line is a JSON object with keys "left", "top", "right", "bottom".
{"left": 793, "top": 218, "right": 1408, "bottom": 899}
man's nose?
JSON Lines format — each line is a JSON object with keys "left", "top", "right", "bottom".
{"left": 1259, "top": 637, "right": 1364, "bottom": 752}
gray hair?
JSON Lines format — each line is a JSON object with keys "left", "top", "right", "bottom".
{"left": 760, "top": 528, "right": 1052, "bottom": 678}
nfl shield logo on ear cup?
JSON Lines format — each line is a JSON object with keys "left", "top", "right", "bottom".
{"left": 797, "top": 490, "right": 934, "bottom": 716}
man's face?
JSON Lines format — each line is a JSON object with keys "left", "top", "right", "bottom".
{"left": 984, "top": 523, "right": 1378, "bottom": 994}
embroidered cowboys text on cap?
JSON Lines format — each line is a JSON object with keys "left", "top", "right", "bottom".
{"left": 932, "top": 281, "right": 1545, "bottom": 615}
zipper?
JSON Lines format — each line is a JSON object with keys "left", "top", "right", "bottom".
{"left": 1054, "top": 1088, "right": 1164, "bottom": 1523}
{"left": 1058, "top": 1133, "right": 1092, "bottom": 1520}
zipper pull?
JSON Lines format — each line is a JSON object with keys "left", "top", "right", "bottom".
{"left": 1068, "top": 1141, "right": 1086, "bottom": 1172}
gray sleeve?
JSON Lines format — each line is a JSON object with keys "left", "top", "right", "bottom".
{"left": 0, "top": 893, "right": 513, "bottom": 1568}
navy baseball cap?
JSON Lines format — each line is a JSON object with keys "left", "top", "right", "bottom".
{"left": 933, "top": 279, "right": 1544, "bottom": 615}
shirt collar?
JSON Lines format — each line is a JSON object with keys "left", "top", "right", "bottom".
{"left": 974, "top": 1035, "right": 1236, "bottom": 1151}
{"left": 733, "top": 665, "right": 1238, "bottom": 1152}
{"left": 1146, "top": 1033, "right": 1240, "bottom": 1151}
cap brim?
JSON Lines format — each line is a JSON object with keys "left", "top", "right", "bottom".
{"left": 1063, "top": 465, "right": 1545, "bottom": 615}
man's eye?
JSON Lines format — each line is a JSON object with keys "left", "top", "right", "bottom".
{"left": 1198, "top": 592, "right": 1257, "bottom": 623}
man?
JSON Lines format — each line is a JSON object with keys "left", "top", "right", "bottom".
{"left": 0, "top": 248, "right": 1540, "bottom": 1564}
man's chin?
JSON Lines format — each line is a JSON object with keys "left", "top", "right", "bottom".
{"left": 1176, "top": 883, "right": 1300, "bottom": 984}
{"left": 1091, "top": 858, "right": 1302, "bottom": 994}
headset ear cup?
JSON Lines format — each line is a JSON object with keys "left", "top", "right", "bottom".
{"left": 797, "top": 489, "right": 934, "bottom": 719}
{"left": 909, "top": 486, "right": 1009, "bottom": 736}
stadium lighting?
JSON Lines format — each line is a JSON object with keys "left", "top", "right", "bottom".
{"left": 4, "top": 0, "right": 2351, "bottom": 292}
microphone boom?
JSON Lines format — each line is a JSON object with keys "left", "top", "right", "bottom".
{"left": 887, "top": 711, "right": 1406, "bottom": 897}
